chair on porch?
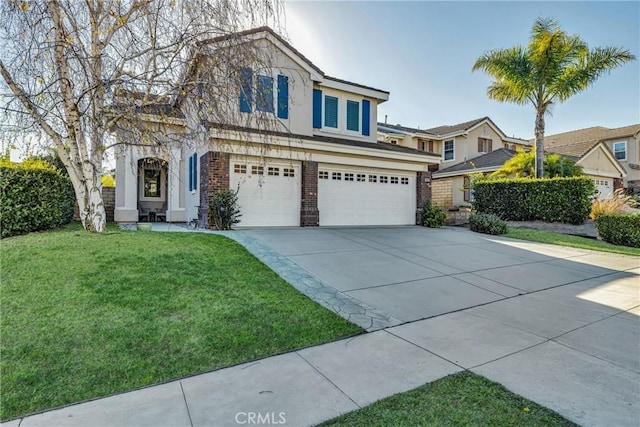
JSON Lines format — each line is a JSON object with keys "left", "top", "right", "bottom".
{"left": 155, "top": 203, "right": 167, "bottom": 222}
{"left": 138, "top": 207, "right": 150, "bottom": 222}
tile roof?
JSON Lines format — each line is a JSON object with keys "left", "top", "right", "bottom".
{"left": 424, "top": 117, "right": 488, "bottom": 135}
{"left": 433, "top": 148, "right": 517, "bottom": 176}
{"left": 377, "top": 123, "right": 434, "bottom": 136}
{"left": 532, "top": 124, "right": 640, "bottom": 158}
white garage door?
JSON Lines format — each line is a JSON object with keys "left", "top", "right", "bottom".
{"left": 230, "top": 157, "right": 300, "bottom": 226}
{"left": 318, "top": 164, "right": 416, "bottom": 226}
{"left": 593, "top": 177, "right": 613, "bottom": 198}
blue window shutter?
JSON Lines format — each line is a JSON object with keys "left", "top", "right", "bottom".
{"left": 239, "top": 67, "right": 253, "bottom": 113}
{"left": 277, "top": 75, "right": 289, "bottom": 119}
{"left": 192, "top": 153, "right": 198, "bottom": 190}
{"left": 312, "top": 89, "right": 322, "bottom": 128}
{"left": 346, "top": 100, "right": 359, "bottom": 131}
{"left": 362, "top": 100, "right": 370, "bottom": 136}
{"left": 324, "top": 96, "right": 339, "bottom": 128}
{"left": 256, "top": 75, "right": 274, "bottom": 113}
{"left": 188, "top": 155, "right": 193, "bottom": 191}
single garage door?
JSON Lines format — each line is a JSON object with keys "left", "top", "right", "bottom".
{"left": 230, "top": 157, "right": 300, "bottom": 226}
{"left": 318, "top": 164, "right": 416, "bottom": 226}
{"left": 593, "top": 177, "right": 613, "bottom": 198}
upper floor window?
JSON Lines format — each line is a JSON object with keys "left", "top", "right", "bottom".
{"left": 478, "top": 137, "right": 493, "bottom": 153}
{"left": 256, "top": 75, "right": 274, "bottom": 113}
{"left": 346, "top": 100, "right": 360, "bottom": 132}
{"left": 443, "top": 139, "right": 455, "bottom": 161}
{"left": 613, "top": 141, "right": 627, "bottom": 160}
{"left": 239, "top": 68, "right": 288, "bottom": 119}
{"left": 418, "top": 139, "right": 434, "bottom": 152}
{"left": 312, "top": 89, "right": 371, "bottom": 137}
{"left": 324, "top": 96, "right": 339, "bottom": 128}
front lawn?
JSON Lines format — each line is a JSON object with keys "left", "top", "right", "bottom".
{"left": 320, "top": 371, "right": 576, "bottom": 426}
{"left": 0, "top": 223, "right": 360, "bottom": 420}
{"left": 505, "top": 227, "right": 640, "bottom": 256}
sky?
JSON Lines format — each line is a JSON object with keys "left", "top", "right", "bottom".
{"left": 283, "top": 1, "right": 640, "bottom": 139}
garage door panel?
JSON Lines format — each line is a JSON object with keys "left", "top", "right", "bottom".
{"left": 230, "top": 159, "right": 300, "bottom": 227}
{"left": 318, "top": 165, "right": 416, "bottom": 226}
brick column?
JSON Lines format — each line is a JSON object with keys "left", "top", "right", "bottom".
{"left": 300, "top": 161, "right": 319, "bottom": 226}
{"left": 415, "top": 171, "right": 432, "bottom": 225}
{"left": 199, "top": 151, "right": 230, "bottom": 228}
{"left": 613, "top": 178, "right": 623, "bottom": 191}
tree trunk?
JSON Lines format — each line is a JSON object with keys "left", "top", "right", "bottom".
{"left": 66, "top": 160, "right": 107, "bottom": 233}
{"left": 534, "top": 109, "right": 545, "bottom": 178}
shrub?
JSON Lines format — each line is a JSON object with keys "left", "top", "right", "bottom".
{"left": 590, "top": 189, "right": 638, "bottom": 219}
{"left": 422, "top": 202, "right": 447, "bottom": 228}
{"left": 472, "top": 176, "right": 594, "bottom": 225}
{"left": 209, "top": 189, "right": 241, "bottom": 230}
{"left": 0, "top": 163, "right": 76, "bottom": 238}
{"left": 469, "top": 213, "right": 507, "bottom": 235}
{"left": 595, "top": 214, "right": 640, "bottom": 248}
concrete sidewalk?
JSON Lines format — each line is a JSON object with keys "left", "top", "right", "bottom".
{"left": 4, "top": 226, "right": 639, "bottom": 427}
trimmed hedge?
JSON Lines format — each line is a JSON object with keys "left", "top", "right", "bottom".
{"left": 595, "top": 214, "right": 640, "bottom": 248}
{"left": 472, "top": 177, "right": 594, "bottom": 225}
{"left": 0, "top": 164, "right": 76, "bottom": 238}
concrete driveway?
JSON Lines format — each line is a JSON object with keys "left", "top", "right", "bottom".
{"left": 242, "top": 226, "right": 640, "bottom": 426}
{"left": 9, "top": 225, "right": 638, "bottom": 427}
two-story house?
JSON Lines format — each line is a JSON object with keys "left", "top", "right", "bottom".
{"left": 113, "top": 27, "right": 440, "bottom": 227}
{"left": 378, "top": 117, "right": 530, "bottom": 209}
{"left": 539, "top": 124, "right": 640, "bottom": 196}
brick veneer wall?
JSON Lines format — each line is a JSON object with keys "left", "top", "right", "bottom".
{"left": 300, "top": 161, "right": 320, "bottom": 226}
{"left": 199, "top": 151, "right": 230, "bottom": 228}
{"left": 415, "top": 171, "right": 432, "bottom": 224}
{"left": 102, "top": 187, "right": 115, "bottom": 221}
{"left": 431, "top": 178, "right": 454, "bottom": 210}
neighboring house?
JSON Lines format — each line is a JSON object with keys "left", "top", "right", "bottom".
{"left": 377, "top": 117, "right": 530, "bottom": 163}
{"left": 378, "top": 117, "right": 529, "bottom": 210}
{"left": 431, "top": 148, "right": 518, "bottom": 209}
{"left": 538, "top": 124, "right": 640, "bottom": 195}
{"left": 113, "top": 27, "right": 440, "bottom": 227}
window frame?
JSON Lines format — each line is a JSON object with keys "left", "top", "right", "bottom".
{"left": 323, "top": 95, "right": 339, "bottom": 129}
{"left": 613, "top": 141, "right": 627, "bottom": 161}
{"left": 345, "top": 99, "right": 360, "bottom": 132}
{"left": 443, "top": 139, "right": 455, "bottom": 162}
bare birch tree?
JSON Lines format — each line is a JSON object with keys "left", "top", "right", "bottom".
{"left": 0, "top": 0, "right": 283, "bottom": 232}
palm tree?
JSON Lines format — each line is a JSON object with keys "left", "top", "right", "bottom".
{"left": 473, "top": 17, "right": 635, "bottom": 178}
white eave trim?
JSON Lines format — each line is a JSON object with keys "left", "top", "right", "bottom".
{"left": 318, "top": 78, "right": 389, "bottom": 102}
{"left": 207, "top": 128, "right": 439, "bottom": 163}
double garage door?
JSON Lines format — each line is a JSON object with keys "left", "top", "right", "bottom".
{"left": 230, "top": 157, "right": 416, "bottom": 227}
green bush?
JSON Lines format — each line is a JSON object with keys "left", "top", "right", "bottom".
{"left": 472, "top": 176, "right": 594, "bottom": 225}
{"left": 0, "top": 163, "right": 76, "bottom": 238}
{"left": 469, "top": 213, "right": 507, "bottom": 235}
{"left": 595, "top": 214, "right": 640, "bottom": 248}
{"left": 422, "top": 202, "right": 447, "bottom": 228}
{"left": 208, "top": 189, "right": 241, "bottom": 230}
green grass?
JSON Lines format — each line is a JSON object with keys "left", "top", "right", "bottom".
{"left": 320, "top": 371, "right": 576, "bottom": 427}
{"left": 505, "top": 227, "right": 640, "bottom": 256}
{"left": 0, "top": 223, "right": 361, "bottom": 420}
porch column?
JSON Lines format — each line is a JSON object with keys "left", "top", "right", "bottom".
{"left": 166, "top": 146, "right": 185, "bottom": 222}
{"left": 114, "top": 145, "right": 139, "bottom": 222}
